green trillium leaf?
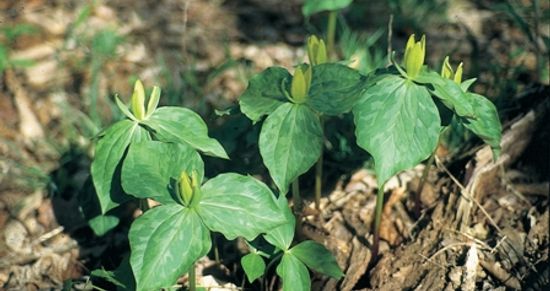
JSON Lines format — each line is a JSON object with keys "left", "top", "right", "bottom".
{"left": 415, "top": 70, "right": 476, "bottom": 119}
{"left": 263, "top": 195, "right": 295, "bottom": 251}
{"left": 90, "top": 268, "right": 126, "bottom": 289}
{"left": 144, "top": 107, "right": 229, "bottom": 159}
{"left": 198, "top": 173, "right": 286, "bottom": 241}
{"left": 431, "top": 78, "right": 476, "bottom": 119}
{"left": 91, "top": 120, "right": 150, "bottom": 213}
{"left": 460, "top": 78, "right": 477, "bottom": 92}
{"left": 259, "top": 103, "right": 323, "bottom": 194}
{"left": 239, "top": 67, "right": 291, "bottom": 123}
{"left": 302, "top": 0, "right": 353, "bottom": 17}
{"left": 276, "top": 254, "right": 311, "bottom": 291}
{"left": 88, "top": 214, "right": 120, "bottom": 237}
{"left": 307, "top": 63, "right": 367, "bottom": 115}
{"left": 241, "top": 253, "right": 266, "bottom": 283}
{"left": 121, "top": 140, "right": 204, "bottom": 204}
{"left": 129, "top": 204, "right": 211, "bottom": 291}
{"left": 290, "top": 240, "right": 344, "bottom": 279}
{"left": 460, "top": 93, "right": 502, "bottom": 160}
{"left": 353, "top": 74, "right": 440, "bottom": 184}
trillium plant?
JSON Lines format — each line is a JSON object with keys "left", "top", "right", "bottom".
{"left": 88, "top": 32, "right": 501, "bottom": 289}
{"left": 239, "top": 35, "right": 365, "bottom": 209}
{"left": 352, "top": 34, "right": 502, "bottom": 257}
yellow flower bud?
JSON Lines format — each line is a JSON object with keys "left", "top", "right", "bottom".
{"left": 290, "top": 65, "right": 312, "bottom": 104}
{"left": 403, "top": 34, "right": 426, "bottom": 79}
{"left": 440, "top": 56, "right": 463, "bottom": 84}
{"left": 179, "top": 171, "right": 193, "bottom": 206}
{"left": 307, "top": 35, "right": 327, "bottom": 66}
{"left": 131, "top": 80, "right": 146, "bottom": 120}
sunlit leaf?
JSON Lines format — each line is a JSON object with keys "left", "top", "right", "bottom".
{"left": 121, "top": 141, "right": 204, "bottom": 204}
{"left": 276, "top": 254, "right": 310, "bottom": 291}
{"left": 241, "top": 253, "right": 266, "bottom": 283}
{"left": 259, "top": 103, "right": 323, "bottom": 194}
{"left": 302, "top": 0, "right": 353, "bottom": 17}
{"left": 144, "top": 107, "right": 228, "bottom": 159}
{"left": 353, "top": 74, "right": 440, "bottom": 184}
{"left": 129, "top": 205, "right": 211, "bottom": 291}
{"left": 198, "top": 173, "right": 286, "bottom": 240}
{"left": 91, "top": 120, "right": 150, "bottom": 213}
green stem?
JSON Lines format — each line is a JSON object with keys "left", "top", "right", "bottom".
{"left": 372, "top": 183, "right": 385, "bottom": 259}
{"left": 189, "top": 262, "right": 196, "bottom": 291}
{"left": 292, "top": 179, "right": 304, "bottom": 239}
{"left": 414, "top": 153, "right": 435, "bottom": 218}
{"left": 314, "top": 117, "right": 325, "bottom": 211}
{"left": 292, "top": 179, "right": 302, "bottom": 214}
{"left": 314, "top": 152, "right": 323, "bottom": 211}
{"left": 326, "top": 10, "right": 338, "bottom": 57}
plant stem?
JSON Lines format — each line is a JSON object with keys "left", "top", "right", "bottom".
{"left": 372, "top": 183, "right": 385, "bottom": 260}
{"left": 326, "top": 10, "right": 338, "bottom": 57}
{"left": 189, "top": 263, "right": 196, "bottom": 291}
{"left": 414, "top": 153, "right": 435, "bottom": 218}
{"left": 314, "top": 117, "right": 325, "bottom": 211}
{"left": 292, "top": 179, "right": 302, "bottom": 214}
{"left": 314, "top": 152, "right": 323, "bottom": 211}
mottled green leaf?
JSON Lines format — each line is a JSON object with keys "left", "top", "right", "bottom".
{"left": 460, "top": 78, "right": 477, "bottom": 92}
{"left": 239, "top": 67, "right": 291, "bottom": 123}
{"left": 198, "top": 173, "right": 286, "bottom": 241}
{"left": 91, "top": 268, "right": 126, "bottom": 288}
{"left": 121, "top": 141, "right": 204, "bottom": 204}
{"left": 302, "top": 0, "right": 353, "bottom": 16}
{"left": 129, "top": 205, "right": 211, "bottom": 291}
{"left": 461, "top": 93, "right": 502, "bottom": 160}
{"left": 290, "top": 240, "right": 344, "bottom": 279}
{"left": 88, "top": 214, "right": 119, "bottom": 236}
{"left": 144, "top": 107, "right": 228, "bottom": 159}
{"left": 353, "top": 74, "right": 440, "bottom": 184}
{"left": 416, "top": 70, "right": 475, "bottom": 118}
{"left": 91, "top": 120, "right": 150, "bottom": 213}
{"left": 241, "top": 253, "right": 266, "bottom": 283}
{"left": 307, "top": 63, "right": 366, "bottom": 115}
{"left": 263, "top": 196, "right": 295, "bottom": 251}
{"left": 276, "top": 254, "right": 310, "bottom": 291}
{"left": 259, "top": 103, "right": 323, "bottom": 194}
{"left": 432, "top": 80, "right": 476, "bottom": 118}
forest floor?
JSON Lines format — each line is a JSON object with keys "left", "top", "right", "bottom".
{"left": 0, "top": 0, "right": 548, "bottom": 290}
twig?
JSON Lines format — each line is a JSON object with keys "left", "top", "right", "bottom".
{"left": 417, "top": 253, "right": 446, "bottom": 269}
{"left": 435, "top": 156, "right": 503, "bottom": 233}
{"left": 32, "top": 226, "right": 64, "bottom": 245}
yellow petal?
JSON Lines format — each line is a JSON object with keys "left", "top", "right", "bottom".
{"left": 404, "top": 34, "right": 416, "bottom": 63}
{"left": 454, "top": 62, "right": 463, "bottom": 84}
{"left": 307, "top": 35, "right": 319, "bottom": 65}
{"left": 316, "top": 38, "right": 327, "bottom": 65}
{"left": 179, "top": 171, "right": 193, "bottom": 205}
{"left": 131, "top": 80, "right": 146, "bottom": 120}
{"left": 419, "top": 35, "right": 426, "bottom": 68}
{"left": 441, "top": 56, "right": 453, "bottom": 79}
{"left": 146, "top": 86, "right": 161, "bottom": 118}
{"left": 291, "top": 67, "right": 307, "bottom": 103}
